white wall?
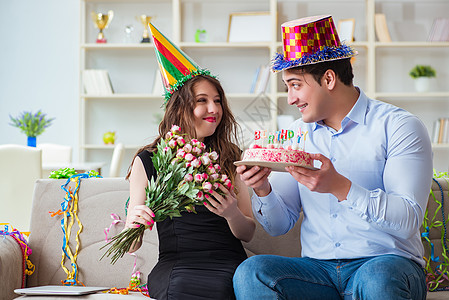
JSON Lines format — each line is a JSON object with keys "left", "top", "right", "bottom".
{"left": 0, "top": 0, "right": 80, "bottom": 160}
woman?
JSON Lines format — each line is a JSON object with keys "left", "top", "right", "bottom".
{"left": 124, "top": 30, "right": 255, "bottom": 298}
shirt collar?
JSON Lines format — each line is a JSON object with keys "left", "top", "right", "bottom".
{"left": 346, "top": 87, "right": 368, "bottom": 126}
{"left": 313, "top": 87, "right": 368, "bottom": 132}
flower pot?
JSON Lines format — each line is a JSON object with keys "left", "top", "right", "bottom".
{"left": 414, "top": 77, "right": 431, "bottom": 93}
{"left": 27, "top": 136, "right": 36, "bottom": 147}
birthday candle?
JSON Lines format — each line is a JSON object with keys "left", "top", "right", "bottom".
{"left": 268, "top": 133, "right": 275, "bottom": 145}
{"left": 254, "top": 130, "right": 262, "bottom": 147}
{"left": 280, "top": 130, "right": 287, "bottom": 142}
{"left": 302, "top": 131, "right": 308, "bottom": 151}
{"left": 296, "top": 127, "right": 302, "bottom": 144}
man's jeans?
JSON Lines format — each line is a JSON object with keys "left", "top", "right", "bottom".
{"left": 233, "top": 254, "right": 426, "bottom": 300}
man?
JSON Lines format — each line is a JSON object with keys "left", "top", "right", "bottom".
{"left": 233, "top": 15, "right": 432, "bottom": 300}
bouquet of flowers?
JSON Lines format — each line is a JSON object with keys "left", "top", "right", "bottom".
{"left": 101, "top": 125, "right": 232, "bottom": 264}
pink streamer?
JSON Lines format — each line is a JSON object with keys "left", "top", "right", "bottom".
{"left": 104, "top": 213, "right": 125, "bottom": 242}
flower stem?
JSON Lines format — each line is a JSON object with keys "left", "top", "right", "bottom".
{"left": 100, "top": 226, "right": 146, "bottom": 264}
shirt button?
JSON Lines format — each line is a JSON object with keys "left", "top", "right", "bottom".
{"left": 332, "top": 214, "right": 338, "bottom": 218}
{"left": 335, "top": 242, "right": 341, "bottom": 247}
{"left": 331, "top": 157, "right": 336, "bottom": 162}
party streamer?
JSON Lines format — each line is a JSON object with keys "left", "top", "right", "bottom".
{"left": 0, "top": 223, "right": 35, "bottom": 287}
{"left": 51, "top": 173, "right": 99, "bottom": 286}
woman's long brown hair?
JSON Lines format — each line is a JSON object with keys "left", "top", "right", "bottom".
{"left": 126, "top": 75, "right": 242, "bottom": 185}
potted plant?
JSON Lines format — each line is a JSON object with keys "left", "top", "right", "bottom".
{"left": 9, "top": 110, "right": 55, "bottom": 147}
{"left": 409, "top": 65, "right": 436, "bottom": 92}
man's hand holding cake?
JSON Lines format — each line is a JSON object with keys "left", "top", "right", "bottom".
{"left": 235, "top": 128, "right": 316, "bottom": 172}
{"left": 235, "top": 128, "right": 318, "bottom": 198}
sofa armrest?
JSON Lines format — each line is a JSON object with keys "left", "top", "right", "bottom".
{"left": 0, "top": 235, "right": 25, "bottom": 300}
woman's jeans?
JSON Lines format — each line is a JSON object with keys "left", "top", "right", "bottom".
{"left": 233, "top": 254, "right": 426, "bottom": 300}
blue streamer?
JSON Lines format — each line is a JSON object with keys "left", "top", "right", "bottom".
{"left": 422, "top": 227, "right": 439, "bottom": 262}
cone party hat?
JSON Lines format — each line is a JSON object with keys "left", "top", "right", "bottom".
{"left": 149, "top": 23, "right": 213, "bottom": 103}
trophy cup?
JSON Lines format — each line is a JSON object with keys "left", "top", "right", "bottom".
{"left": 91, "top": 10, "right": 114, "bottom": 43}
{"left": 138, "top": 15, "right": 153, "bottom": 43}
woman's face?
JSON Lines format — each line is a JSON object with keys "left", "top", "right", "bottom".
{"left": 192, "top": 79, "right": 223, "bottom": 141}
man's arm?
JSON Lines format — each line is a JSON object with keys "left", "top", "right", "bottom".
{"left": 237, "top": 165, "right": 302, "bottom": 236}
{"left": 340, "top": 115, "right": 433, "bottom": 239}
{"left": 287, "top": 115, "right": 432, "bottom": 239}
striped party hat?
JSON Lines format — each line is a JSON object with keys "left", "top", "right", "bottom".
{"left": 149, "top": 23, "right": 214, "bottom": 103}
{"left": 271, "top": 15, "right": 356, "bottom": 72}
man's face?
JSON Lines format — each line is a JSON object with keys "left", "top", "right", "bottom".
{"left": 282, "top": 69, "right": 329, "bottom": 124}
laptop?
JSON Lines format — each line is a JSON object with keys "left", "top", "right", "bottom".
{"left": 14, "top": 285, "right": 109, "bottom": 296}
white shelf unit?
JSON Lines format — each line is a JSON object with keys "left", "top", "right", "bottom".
{"left": 372, "top": 0, "right": 449, "bottom": 171}
{"left": 79, "top": 0, "right": 449, "bottom": 174}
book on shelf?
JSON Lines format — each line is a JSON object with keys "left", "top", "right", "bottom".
{"left": 444, "top": 119, "right": 449, "bottom": 144}
{"left": 428, "top": 18, "right": 449, "bottom": 42}
{"left": 99, "top": 70, "right": 114, "bottom": 94}
{"left": 432, "top": 119, "right": 440, "bottom": 144}
{"left": 432, "top": 117, "right": 449, "bottom": 144}
{"left": 374, "top": 14, "right": 392, "bottom": 42}
{"left": 82, "top": 69, "right": 114, "bottom": 95}
{"left": 252, "top": 65, "right": 270, "bottom": 94}
{"left": 82, "top": 70, "right": 97, "bottom": 94}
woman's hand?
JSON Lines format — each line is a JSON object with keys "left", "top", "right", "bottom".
{"left": 125, "top": 204, "right": 155, "bottom": 229}
{"left": 204, "top": 183, "right": 239, "bottom": 220}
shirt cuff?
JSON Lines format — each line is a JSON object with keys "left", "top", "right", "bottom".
{"left": 252, "top": 190, "right": 281, "bottom": 216}
{"left": 339, "top": 182, "right": 369, "bottom": 216}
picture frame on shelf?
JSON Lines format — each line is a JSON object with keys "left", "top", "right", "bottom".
{"left": 338, "top": 18, "right": 355, "bottom": 43}
{"left": 374, "top": 14, "right": 392, "bottom": 42}
{"left": 227, "top": 12, "right": 271, "bottom": 43}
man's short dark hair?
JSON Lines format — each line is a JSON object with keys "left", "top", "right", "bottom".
{"left": 288, "top": 58, "right": 354, "bottom": 86}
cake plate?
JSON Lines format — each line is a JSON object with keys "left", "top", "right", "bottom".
{"left": 234, "top": 161, "right": 318, "bottom": 172}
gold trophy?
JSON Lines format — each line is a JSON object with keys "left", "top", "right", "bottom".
{"left": 91, "top": 10, "right": 114, "bottom": 43}
{"left": 138, "top": 15, "right": 153, "bottom": 43}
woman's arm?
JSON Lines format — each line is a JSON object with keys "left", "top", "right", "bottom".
{"left": 206, "top": 174, "right": 255, "bottom": 242}
{"left": 126, "top": 156, "right": 155, "bottom": 253}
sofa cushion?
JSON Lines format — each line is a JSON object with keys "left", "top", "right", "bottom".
{"left": 26, "top": 178, "right": 159, "bottom": 289}
{"left": 0, "top": 235, "right": 24, "bottom": 300}
{"left": 243, "top": 215, "right": 302, "bottom": 257}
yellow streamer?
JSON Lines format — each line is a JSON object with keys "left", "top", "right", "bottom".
{"left": 59, "top": 177, "right": 84, "bottom": 285}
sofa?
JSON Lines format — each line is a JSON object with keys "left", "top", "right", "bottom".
{"left": 1, "top": 177, "right": 449, "bottom": 300}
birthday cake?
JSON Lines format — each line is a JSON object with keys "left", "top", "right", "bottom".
{"left": 241, "top": 145, "right": 313, "bottom": 169}
{"left": 234, "top": 129, "right": 315, "bottom": 171}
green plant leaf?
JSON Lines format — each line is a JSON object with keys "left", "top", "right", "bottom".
{"left": 9, "top": 110, "right": 54, "bottom": 137}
